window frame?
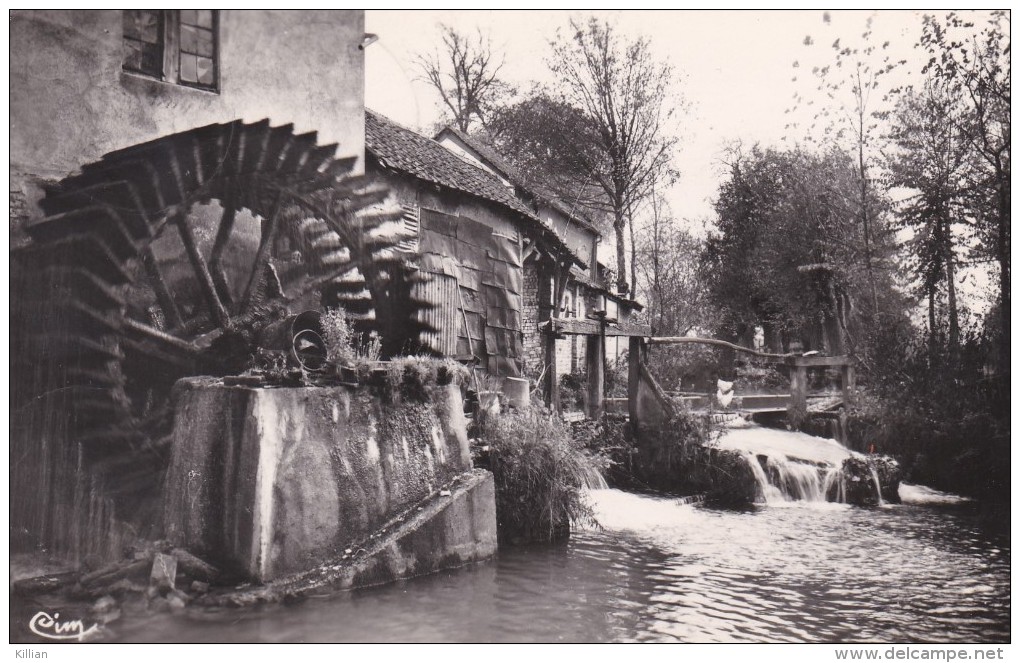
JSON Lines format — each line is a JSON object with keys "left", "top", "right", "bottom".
{"left": 174, "top": 9, "right": 219, "bottom": 91}
{"left": 122, "top": 10, "right": 165, "bottom": 79}
{"left": 122, "top": 10, "right": 220, "bottom": 93}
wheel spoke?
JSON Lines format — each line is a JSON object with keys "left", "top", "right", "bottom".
{"left": 122, "top": 317, "right": 202, "bottom": 363}
{"left": 141, "top": 245, "right": 184, "bottom": 329}
{"left": 209, "top": 199, "right": 237, "bottom": 308}
{"left": 283, "top": 262, "right": 357, "bottom": 301}
{"left": 173, "top": 209, "right": 230, "bottom": 328}
{"left": 238, "top": 191, "right": 284, "bottom": 314}
{"left": 209, "top": 194, "right": 236, "bottom": 267}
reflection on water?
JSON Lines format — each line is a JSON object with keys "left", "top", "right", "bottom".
{"left": 104, "top": 488, "right": 1008, "bottom": 643}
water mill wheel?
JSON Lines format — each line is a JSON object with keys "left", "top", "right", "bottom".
{"left": 11, "top": 120, "right": 430, "bottom": 549}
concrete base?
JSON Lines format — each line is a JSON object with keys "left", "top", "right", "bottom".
{"left": 162, "top": 377, "right": 476, "bottom": 582}
{"left": 201, "top": 469, "right": 497, "bottom": 605}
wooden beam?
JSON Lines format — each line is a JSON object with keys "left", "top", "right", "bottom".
{"left": 542, "top": 317, "right": 651, "bottom": 337}
{"left": 122, "top": 317, "right": 201, "bottom": 357}
{"left": 784, "top": 354, "right": 851, "bottom": 368}
{"left": 545, "top": 327, "right": 559, "bottom": 412}
{"left": 586, "top": 332, "right": 604, "bottom": 418}
{"left": 209, "top": 197, "right": 237, "bottom": 267}
{"left": 522, "top": 239, "right": 538, "bottom": 262}
{"left": 140, "top": 246, "right": 183, "bottom": 329}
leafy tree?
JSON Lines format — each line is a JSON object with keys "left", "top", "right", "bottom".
{"left": 485, "top": 92, "right": 606, "bottom": 208}
{"left": 794, "top": 14, "right": 906, "bottom": 313}
{"left": 887, "top": 78, "right": 976, "bottom": 357}
{"left": 416, "top": 25, "right": 511, "bottom": 132}
{"left": 705, "top": 145, "right": 902, "bottom": 360}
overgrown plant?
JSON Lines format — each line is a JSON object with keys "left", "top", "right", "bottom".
{"left": 559, "top": 370, "right": 587, "bottom": 411}
{"left": 379, "top": 356, "right": 470, "bottom": 403}
{"left": 320, "top": 306, "right": 382, "bottom": 367}
{"left": 480, "top": 406, "right": 609, "bottom": 544}
{"left": 845, "top": 323, "right": 1009, "bottom": 501}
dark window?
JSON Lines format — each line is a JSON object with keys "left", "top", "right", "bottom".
{"left": 178, "top": 10, "right": 217, "bottom": 89}
{"left": 122, "top": 10, "right": 164, "bottom": 77}
{"left": 122, "top": 10, "right": 218, "bottom": 92}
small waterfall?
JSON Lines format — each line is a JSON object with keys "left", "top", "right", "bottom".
{"left": 765, "top": 456, "right": 829, "bottom": 501}
{"left": 722, "top": 425, "right": 893, "bottom": 505}
{"left": 743, "top": 452, "right": 787, "bottom": 503}
{"left": 869, "top": 465, "right": 886, "bottom": 507}
{"left": 580, "top": 464, "right": 609, "bottom": 491}
{"left": 822, "top": 467, "right": 846, "bottom": 503}
{"left": 743, "top": 452, "right": 835, "bottom": 503}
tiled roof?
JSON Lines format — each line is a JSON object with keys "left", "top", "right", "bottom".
{"left": 436, "top": 126, "right": 522, "bottom": 184}
{"left": 366, "top": 110, "right": 583, "bottom": 268}
{"left": 435, "top": 126, "right": 602, "bottom": 237}
{"left": 366, "top": 111, "right": 528, "bottom": 217}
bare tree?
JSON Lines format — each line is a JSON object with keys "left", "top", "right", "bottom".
{"left": 634, "top": 193, "right": 713, "bottom": 336}
{"left": 919, "top": 11, "right": 1010, "bottom": 363}
{"left": 798, "top": 17, "right": 903, "bottom": 314}
{"left": 416, "top": 25, "right": 509, "bottom": 133}
{"left": 547, "top": 18, "right": 681, "bottom": 295}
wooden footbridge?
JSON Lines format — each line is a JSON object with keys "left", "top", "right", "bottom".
{"left": 540, "top": 315, "right": 853, "bottom": 428}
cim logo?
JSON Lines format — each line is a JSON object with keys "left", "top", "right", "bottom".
{"left": 28, "top": 611, "right": 99, "bottom": 641}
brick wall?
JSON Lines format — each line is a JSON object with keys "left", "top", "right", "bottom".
{"left": 521, "top": 262, "right": 543, "bottom": 377}
{"left": 555, "top": 337, "right": 573, "bottom": 376}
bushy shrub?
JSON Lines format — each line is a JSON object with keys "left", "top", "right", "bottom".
{"left": 559, "top": 370, "right": 587, "bottom": 411}
{"left": 604, "top": 356, "right": 629, "bottom": 397}
{"left": 481, "top": 406, "right": 609, "bottom": 544}
{"left": 570, "top": 413, "right": 636, "bottom": 488}
{"left": 846, "top": 326, "right": 1009, "bottom": 501}
{"left": 628, "top": 405, "right": 736, "bottom": 499}
{"left": 646, "top": 343, "right": 721, "bottom": 392}
{"left": 320, "top": 306, "right": 381, "bottom": 366}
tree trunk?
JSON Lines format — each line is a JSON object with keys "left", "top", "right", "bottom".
{"left": 944, "top": 218, "right": 959, "bottom": 354}
{"left": 858, "top": 113, "right": 878, "bottom": 314}
{"left": 628, "top": 207, "right": 637, "bottom": 303}
{"left": 996, "top": 165, "right": 1009, "bottom": 364}
{"left": 928, "top": 285, "right": 938, "bottom": 362}
{"left": 614, "top": 207, "right": 628, "bottom": 295}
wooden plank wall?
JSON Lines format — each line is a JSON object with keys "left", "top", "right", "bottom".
{"left": 416, "top": 207, "right": 524, "bottom": 377}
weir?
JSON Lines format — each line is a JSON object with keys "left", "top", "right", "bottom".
{"left": 616, "top": 334, "right": 900, "bottom": 506}
{"left": 717, "top": 424, "right": 883, "bottom": 505}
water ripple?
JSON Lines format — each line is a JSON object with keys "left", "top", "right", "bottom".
{"left": 94, "top": 487, "right": 1009, "bottom": 643}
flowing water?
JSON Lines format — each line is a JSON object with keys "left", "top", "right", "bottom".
{"left": 717, "top": 423, "right": 855, "bottom": 504}
{"left": 14, "top": 427, "right": 1011, "bottom": 643}
{"left": 82, "top": 486, "right": 1008, "bottom": 643}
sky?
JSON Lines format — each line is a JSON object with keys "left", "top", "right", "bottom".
{"left": 365, "top": 10, "right": 938, "bottom": 227}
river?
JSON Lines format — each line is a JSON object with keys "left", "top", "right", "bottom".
{"left": 94, "top": 483, "right": 1008, "bottom": 643}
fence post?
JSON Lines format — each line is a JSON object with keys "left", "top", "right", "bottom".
{"left": 788, "top": 359, "right": 808, "bottom": 423}
{"left": 841, "top": 362, "right": 855, "bottom": 407}
{"left": 586, "top": 332, "right": 604, "bottom": 419}
{"left": 628, "top": 336, "right": 644, "bottom": 426}
{"left": 545, "top": 328, "right": 559, "bottom": 412}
